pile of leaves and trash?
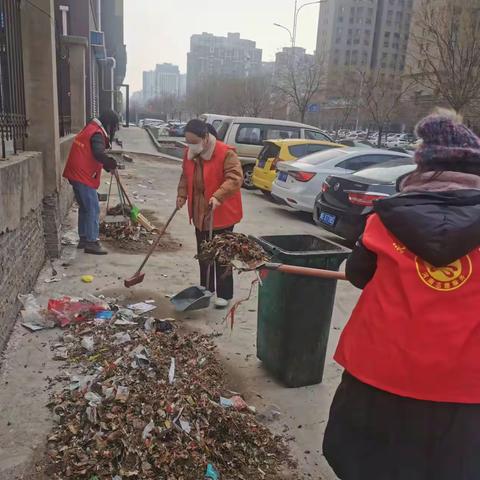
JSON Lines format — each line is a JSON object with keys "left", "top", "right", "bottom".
{"left": 44, "top": 304, "right": 294, "bottom": 479}
{"left": 100, "top": 220, "right": 181, "bottom": 254}
{"left": 197, "top": 233, "right": 269, "bottom": 268}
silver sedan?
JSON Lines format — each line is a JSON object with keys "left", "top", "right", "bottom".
{"left": 271, "top": 148, "right": 411, "bottom": 213}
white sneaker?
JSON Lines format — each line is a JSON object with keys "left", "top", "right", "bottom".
{"left": 214, "top": 297, "right": 230, "bottom": 309}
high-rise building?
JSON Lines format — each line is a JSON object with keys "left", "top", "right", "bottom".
{"left": 316, "top": 0, "right": 413, "bottom": 75}
{"left": 142, "top": 63, "right": 182, "bottom": 101}
{"left": 186, "top": 32, "right": 263, "bottom": 96}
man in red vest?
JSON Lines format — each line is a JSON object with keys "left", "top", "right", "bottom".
{"left": 63, "top": 110, "right": 119, "bottom": 255}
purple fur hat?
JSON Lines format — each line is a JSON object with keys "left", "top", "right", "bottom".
{"left": 414, "top": 109, "right": 480, "bottom": 169}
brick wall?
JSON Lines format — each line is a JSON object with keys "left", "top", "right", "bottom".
{"left": 0, "top": 208, "right": 45, "bottom": 350}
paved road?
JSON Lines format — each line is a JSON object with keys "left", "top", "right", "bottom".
{"left": 0, "top": 144, "right": 359, "bottom": 479}
{"left": 116, "top": 126, "right": 160, "bottom": 156}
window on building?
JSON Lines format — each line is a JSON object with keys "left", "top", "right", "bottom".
{"left": 385, "top": 31, "right": 391, "bottom": 38}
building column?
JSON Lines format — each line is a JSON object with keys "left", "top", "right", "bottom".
{"left": 63, "top": 36, "right": 88, "bottom": 132}
{"left": 21, "top": 0, "right": 60, "bottom": 195}
{"left": 21, "top": 0, "right": 74, "bottom": 258}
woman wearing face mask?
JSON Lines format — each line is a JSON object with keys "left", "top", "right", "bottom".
{"left": 177, "top": 119, "right": 243, "bottom": 308}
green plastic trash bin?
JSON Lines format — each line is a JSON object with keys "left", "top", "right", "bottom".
{"left": 254, "top": 234, "right": 350, "bottom": 388}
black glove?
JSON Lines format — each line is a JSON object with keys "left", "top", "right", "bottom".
{"left": 103, "top": 156, "right": 118, "bottom": 172}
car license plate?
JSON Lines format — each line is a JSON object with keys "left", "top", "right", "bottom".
{"left": 320, "top": 212, "right": 336, "bottom": 226}
{"left": 278, "top": 171, "right": 288, "bottom": 182}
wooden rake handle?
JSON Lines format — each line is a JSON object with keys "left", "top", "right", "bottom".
{"left": 263, "top": 263, "right": 347, "bottom": 281}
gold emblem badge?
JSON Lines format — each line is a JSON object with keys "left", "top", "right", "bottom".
{"left": 415, "top": 256, "right": 472, "bottom": 291}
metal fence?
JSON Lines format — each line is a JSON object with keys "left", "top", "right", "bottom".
{"left": 55, "top": 25, "right": 71, "bottom": 137}
{"left": 0, "top": 0, "right": 27, "bottom": 158}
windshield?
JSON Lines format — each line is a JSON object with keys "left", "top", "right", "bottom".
{"left": 299, "top": 149, "right": 349, "bottom": 165}
{"left": 353, "top": 158, "right": 415, "bottom": 182}
{"left": 217, "top": 121, "right": 231, "bottom": 141}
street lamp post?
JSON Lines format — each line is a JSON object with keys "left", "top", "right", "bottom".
{"left": 274, "top": 1, "right": 328, "bottom": 49}
{"left": 273, "top": 22, "right": 294, "bottom": 48}
{"left": 293, "top": 0, "right": 328, "bottom": 48}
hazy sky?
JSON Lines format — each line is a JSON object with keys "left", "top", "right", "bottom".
{"left": 124, "top": 0, "right": 320, "bottom": 92}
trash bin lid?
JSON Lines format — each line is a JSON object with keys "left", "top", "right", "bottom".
{"left": 253, "top": 234, "right": 350, "bottom": 257}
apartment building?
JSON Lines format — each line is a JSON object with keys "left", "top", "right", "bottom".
{"left": 316, "top": 0, "right": 413, "bottom": 74}
{"left": 186, "top": 32, "right": 262, "bottom": 96}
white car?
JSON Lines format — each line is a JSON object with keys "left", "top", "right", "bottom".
{"left": 271, "top": 148, "right": 410, "bottom": 213}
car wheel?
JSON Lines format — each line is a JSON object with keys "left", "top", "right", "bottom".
{"left": 242, "top": 165, "right": 256, "bottom": 190}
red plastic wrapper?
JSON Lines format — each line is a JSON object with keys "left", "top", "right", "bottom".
{"left": 48, "top": 296, "right": 106, "bottom": 328}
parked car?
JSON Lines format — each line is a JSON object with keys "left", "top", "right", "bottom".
{"left": 271, "top": 148, "right": 410, "bottom": 213}
{"left": 217, "top": 116, "right": 333, "bottom": 189}
{"left": 387, "top": 133, "right": 416, "bottom": 148}
{"left": 252, "top": 139, "right": 344, "bottom": 193}
{"left": 198, "top": 113, "right": 231, "bottom": 132}
{"left": 314, "top": 157, "right": 415, "bottom": 242}
{"left": 169, "top": 123, "right": 187, "bottom": 137}
{"left": 339, "top": 139, "right": 376, "bottom": 148}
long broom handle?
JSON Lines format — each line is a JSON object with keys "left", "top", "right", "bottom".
{"left": 114, "top": 170, "right": 134, "bottom": 209}
{"left": 263, "top": 263, "right": 347, "bottom": 281}
{"left": 205, "top": 208, "right": 214, "bottom": 291}
{"left": 134, "top": 207, "right": 179, "bottom": 275}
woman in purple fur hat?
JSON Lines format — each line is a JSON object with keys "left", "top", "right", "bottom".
{"left": 323, "top": 109, "right": 480, "bottom": 480}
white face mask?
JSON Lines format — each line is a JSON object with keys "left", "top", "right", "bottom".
{"left": 188, "top": 142, "right": 204, "bottom": 156}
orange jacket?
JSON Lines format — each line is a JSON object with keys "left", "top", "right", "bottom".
{"left": 181, "top": 141, "right": 243, "bottom": 230}
{"left": 63, "top": 121, "right": 110, "bottom": 189}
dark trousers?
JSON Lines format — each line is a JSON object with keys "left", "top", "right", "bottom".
{"left": 195, "top": 226, "right": 234, "bottom": 300}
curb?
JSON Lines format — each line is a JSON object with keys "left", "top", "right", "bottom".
{"left": 144, "top": 127, "right": 185, "bottom": 163}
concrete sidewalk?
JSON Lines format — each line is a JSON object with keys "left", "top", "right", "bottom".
{"left": 0, "top": 150, "right": 359, "bottom": 479}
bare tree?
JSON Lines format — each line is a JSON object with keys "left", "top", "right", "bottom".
{"left": 325, "top": 69, "right": 363, "bottom": 138}
{"left": 409, "top": 0, "right": 480, "bottom": 113}
{"left": 274, "top": 54, "right": 325, "bottom": 123}
{"left": 240, "top": 75, "right": 273, "bottom": 117}
{"left": 361, "top": 70, "right": 414, "bottom": 146}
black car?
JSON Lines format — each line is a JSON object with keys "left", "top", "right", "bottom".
{"left": 314, "top": 158, "right": 416, "bottom": 243}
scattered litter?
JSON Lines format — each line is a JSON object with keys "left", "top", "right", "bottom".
{"left": 95, "top": 310, "right": 114, "bottom": 321}
{"left": 44, "top": 277, "right": 61, "bottom": 284}
{"left": 80, "top": 336, "right": 95, "bottom": 352}
{"left": 197, "top": 233, "right": 269, "bottom": 268}
{"left": 115, "top": 385, "right": 129, "bottom": 403}
{"left": 179, "top": 419, "right": 191, "bottom": 434}
{"left": 113, "top": 332, "right": 131, "bottom": 346}
{"left": 43, "top": 312, "right": 292, "bottom": 479}
{"left": 127, "top": 302, "right": 157, "bottom": 314}
{"left": 18, "top": 294, "right": 55, "bottom": 330}
{"left": 220, "top": 395, "right": 249, "bottom": 411}
{"left": 116, "top": 308, "right": 135, "bottom": 322}
{"left": 114, "top": 318, "right": 137, "bottom": 326}
{"left": 84, "top": 391, "right": 102, "bottom": 406}
{"left": 81, "top": 275, "right": 94, "bottom": 284}
{"left": 144, "top": 317, "right": 174, "bottom": 333}
{"left": 205, "top": 464, "right": 220, "bottom": 480}
{"left": 256, "top": 405, "right": 282, "bottom": 424}
{"left": 100, "top": 218, "right": 180, "bottom": 254}
{"left": 168, "top": 357, "right": 175, "bottom": 384}
{"left": 48, "top": 296, "right": 107, "bottom": 328}
{"left": 21, "top": 322, "right": 44, "bottom": 332}
{"left": 142, "top": 419, "right": 155, "bottom": 440}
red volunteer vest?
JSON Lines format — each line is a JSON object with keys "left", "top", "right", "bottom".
{"left": 183, "top": 141, "right": 243, "bottom": 230}
{"left": 335, "top": 213, "right": 480, "bottom": 403}
{"left": 63, "top": 121, "right": 110, "bottom": 189}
